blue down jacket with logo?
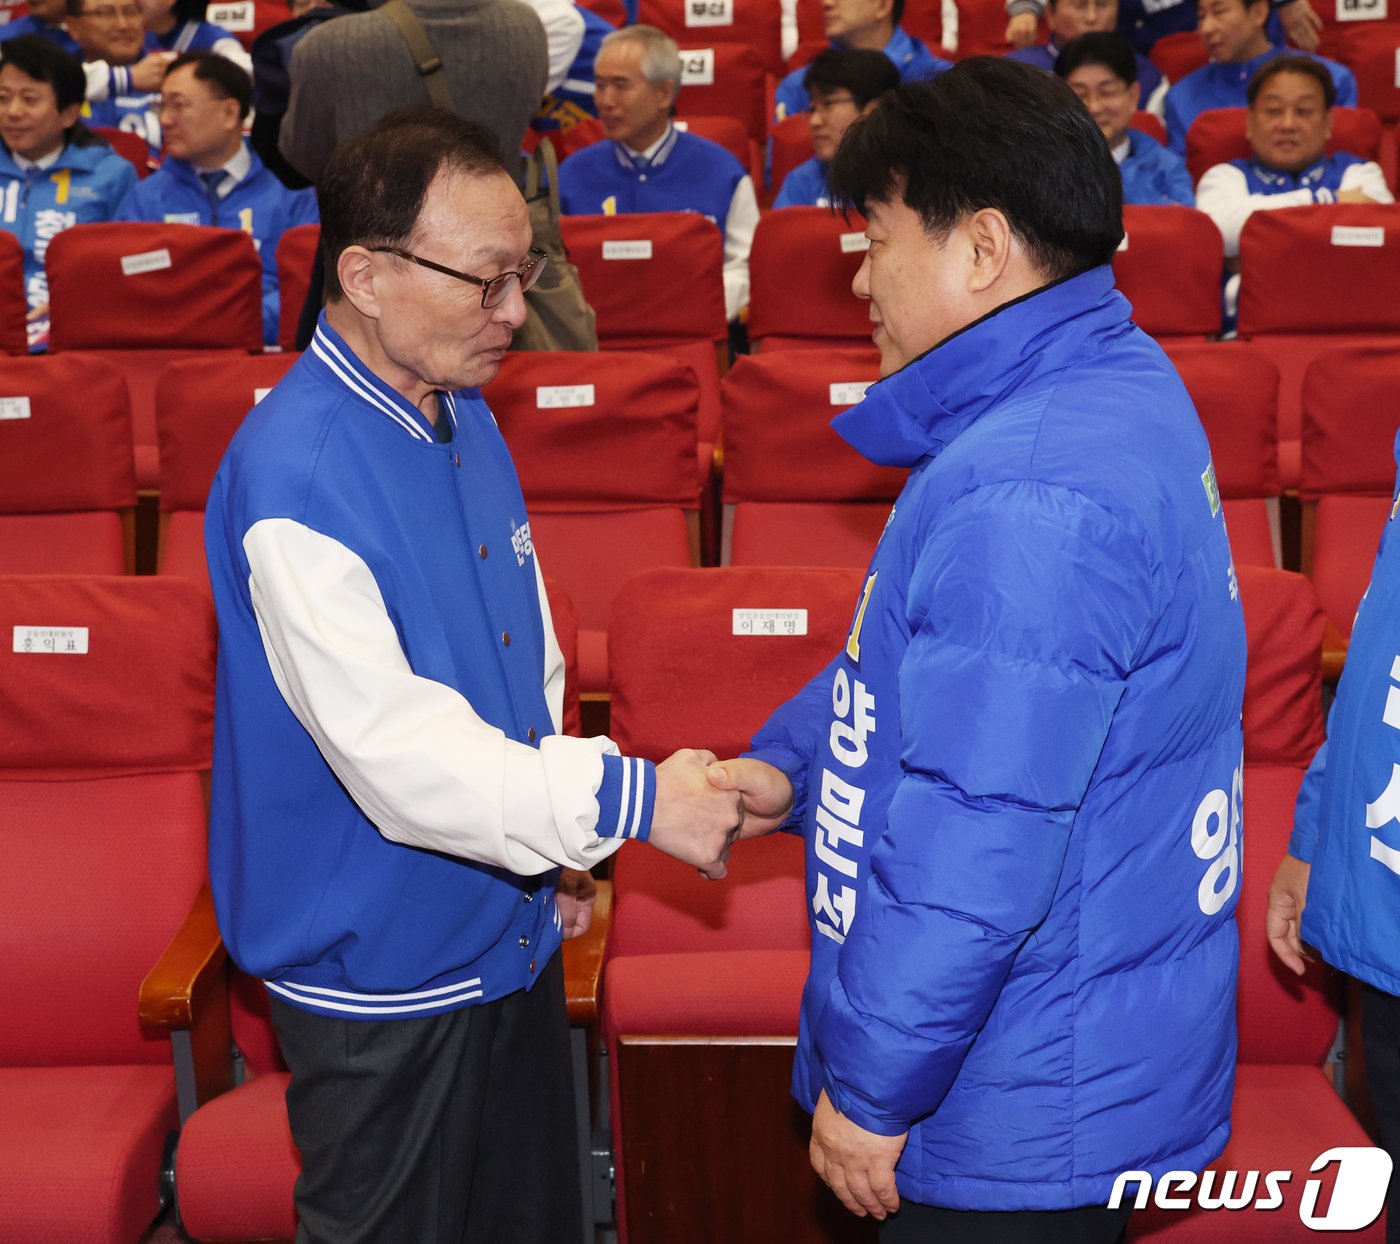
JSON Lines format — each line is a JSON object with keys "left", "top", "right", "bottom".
{"left": 746, "top": 265, "right": 1246, "bottom": 1210}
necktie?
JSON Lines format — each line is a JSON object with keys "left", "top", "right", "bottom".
{"left": 199, "top": 170, "right": 223, "bottom": 226}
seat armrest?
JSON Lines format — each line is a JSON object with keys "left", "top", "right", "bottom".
{"left": 564, "top": 879, "right": 611, "bottom": 1027}
{"left": 139, "top": 882, "right": 227, "bottom": 1033}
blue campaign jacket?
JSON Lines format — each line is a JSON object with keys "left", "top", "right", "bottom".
{"left": 1007, "top": 38, "right": 1163, "bottom": 102}
{"left": 534, "top": 5, "right": 613, "bottom": 134}
{"left": 1121, "top": 127, "right": 1194, "bottom": 205}
{"left": 773, "top": 155, "right": 830, "bottom": 208}
{"left": 0, "top": 127, "right": 136, "bottom": 349}
{"left": 1165, "top": 44, "right": 1357, "bottom": 152}
{"left": 0, "top": 13, "right": 80, "bottom": 55}
{"left": 773, "top": 25, "right": 950, "bottom": 121}
{"left": 83, "top": 84, "right": 161, "bottom": 159}
{"left": 746, "top": 267, "right": 1245, "bottom": 1210}
{"left": 1290, "top": 441, "right": 1400, "bottom": 996}
{"left": 1229, "top": 150, "right": 1366, "bottom": 197}
{"left": 558, "top": 124, "right": 743, "bottom": 226}
{"left": 118, "top": 141, "right": 318, "bottom": 344}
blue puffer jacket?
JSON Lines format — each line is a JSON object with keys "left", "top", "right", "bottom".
{"left": 747, "top": 266, "right": 1245, "bottom": 1210}
{"left": 1290, "top": 438, "right": 1400, "bottom": 996}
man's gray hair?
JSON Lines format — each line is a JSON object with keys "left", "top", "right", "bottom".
{"left": 600, "top": 24, "right": 682, "bottom": 88}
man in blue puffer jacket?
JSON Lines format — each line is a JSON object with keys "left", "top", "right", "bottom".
{"left": 709, "top": 57, "right": 1245, "bottom": 1241}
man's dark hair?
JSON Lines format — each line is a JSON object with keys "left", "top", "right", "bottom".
{"left": 1247, "top": 53, "right": 1335, "bottom": 108}
{"left": 829, "top": 58, "right": 1123, "bottom": 280}
{"left": 1054, "top": 31, "right": 1137, "bottom": 87}
{"left": 803, "top": 48, "right": 900, "bottom": 110}
{"left": 0, "top": 34, "right": 85, "bottom": 111}
{"left": 318, "top": 105, "right": 507, "bottom": 302}
{"left": 890, "top": 0, "right": 905, "bottom": 25}
{"left": 168, "top": 49, "right": 253, "bottom": 120}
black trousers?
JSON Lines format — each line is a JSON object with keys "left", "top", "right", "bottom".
{"left": 268, "top": 953, "right": 581, "bottom": 1244}
{"left": 1362, "top": 982, "right": 1400, "bottom": 1244}
{"left": 879, "top": 1202, "right": 1133, "bottom": 1244}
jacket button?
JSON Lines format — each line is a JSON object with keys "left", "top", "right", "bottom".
{"left": 519, "top": 935, "right": 530, "bottom": 949}
{"left": 524, "top": 891, "right": 534, "bottom": 903}
{"left": 527, "top": 727, "right": 537, "bottom": 742}
{"left": 501, "top": 631, "right": 511, "bottom": 647}
{"left": 478, "top": 544, "right": 488, "bottom": 559}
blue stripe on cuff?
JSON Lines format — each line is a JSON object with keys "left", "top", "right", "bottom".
{"left": 597, "top": 754, "right": 656, "bottom": 842}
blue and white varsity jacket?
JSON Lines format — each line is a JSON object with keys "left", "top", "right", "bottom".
{"left": 746, "top": 266, "right": 1245, "bottom": 1210}
{"left": 146, "top": 18, "right": 253, "bottom": 74}
{"left": 1196, "top": 151, "right": 1393, "bottom": 257}
{"left": 0, "top": 127, "right": 136, "bottom": 349}
{"left": 118, "top": 141, "right": 319, "bottom": 344}
{"left": 204, "top": 313, "right": 655, "bottom": 1019}
{"left": 82, "top": 82, "right": 161, "bottom": 159}
{"left": 773, "top": 155, "right": 830, "bottom": 208}
{"left": 1119, "top": 127, "right": 1194, "bottom": 206}
{"left": 1290, "top": 441, "right": 1400, "bottom": 997}
{"left": 773, "top": 25, "right": 950, "bottom": 121}
{"left": 533, "top": 5, "right": 612, "bottom": 135}
{"left": 1164, "top": 44, "right": 1358, "bottom": 153}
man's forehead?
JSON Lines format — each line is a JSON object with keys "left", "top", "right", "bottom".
{"left": 416, "top": 167, "right": 531, "bottom": 262}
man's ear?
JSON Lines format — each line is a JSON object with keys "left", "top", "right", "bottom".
{"left": 965, "top": 207, "right": 1014, "bottom": 294}
{"left": 336, "top": 246, "right": 383, "bottom": 321}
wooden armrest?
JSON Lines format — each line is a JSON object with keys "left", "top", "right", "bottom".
{"left": 563, "top": 879, "right": 612, "bottom": 1028}
{"left": 1322, "top": 620, "right": 1348, "bottom": 686}
{"left": 139, "top": 882, "right": 228, "bottom": 1035}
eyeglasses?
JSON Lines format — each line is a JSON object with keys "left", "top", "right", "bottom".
{"left": 372, "top": 245, "right": 549, "bottom": 308}
{"left": 810, "top": 93, "right": 857, "bottom": 116}
{"left": 74, "top": 4, "right": 141, "bottom": 19}
{"left": 1070, "top": 80, "right": 1132, "bottom": 104}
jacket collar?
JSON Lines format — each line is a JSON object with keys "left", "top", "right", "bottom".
{"left": 160, "top": 139, "right": 262, "bottom": 193}
{"left": 1248, "top": 153, "right": 1331, "bottom": 188}
{"left": 613, "top": 123, "right": 679, "bottom": 171}
{"left": 307, "top": 312, "right": 459, "bottom": 444}
{"left": 832, "top": 265, "right": 1130, "bottom": 467}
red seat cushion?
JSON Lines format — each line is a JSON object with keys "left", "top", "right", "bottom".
{"left": 1311, "top": 494, "right": 1391, "bottom": 639}
{"left": 157, "top": 511, "right": 210, "bottom": 588}
{"left": 0, "top": 1065, "right": 176, "bottom": 1244}
{"left": 177, "top": 1072, "right": 299, "bottom": 1243}
{"left": 0, "top": 512, "right": 127, "bottom": 574}
{"left": 727, "top": 500, "right": 891, "bottom": 568}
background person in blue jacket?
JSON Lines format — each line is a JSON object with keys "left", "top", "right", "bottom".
{"left": 119, "top": 50, "right": 318, "bottom": 345}
{"left": 1056, "top": 32, "right": 1193, "bottom": 205}
{"left": 1268, "top": 453, "right": 1400, "bottom": 1243}
{"left": 707, "top": 57, "right": 1246, "bottom": 1243}
{"left": 0, "top": 34, "right": 135, "bottom": 348}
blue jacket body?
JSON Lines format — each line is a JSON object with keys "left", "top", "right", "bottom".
{"left": 118, "top": 141, "right": 318, "bottom": 344}
{"left": 773, "top": 155, "right": 829, "bottom": 207}
{"left": 1121, "top": 127, "right": 1194, "bottom": 205}
{"left": 1291, "top": 441, "right": 1400, "bottom": 996}
{"left": 773, "top": 25, "right": 950, "bottom": 121}
{"left": 534, "top": 5, "right": 613, "bottom": 134}
{"left": 146, "top": 16, "right": 238, "bottom": 52}
{"left": 0, "top": 128, "right": 136, "bottom": 349}
{"left": 1229, "top": 149, "right": 1366, "bottom": 197}
{"left": 747, "top": 267, "right": 1245, "bottom": 1210}
{"left": 0, "top": 14, "right": 79, "bottom": 54}
{"left": 1165, "top": 44, "right": 1357, "bottom": 152}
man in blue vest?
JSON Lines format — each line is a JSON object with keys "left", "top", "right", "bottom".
{"left": 1056, "top": 32, "right": 1193, "bottom": 204}
{"left": 773, "top": 0, "right": 949, "bottom": 122}
{"left": 118, "top": 50, "right": 318, "bottom": 344}
{"left": 708, "top": 58, "right": 1244, "bottom": 1242}
{"left": 1009, "top": 0, "right": 1166, "bottom": 112}
{"left": 1164, "top": 0, "right": 1355, "bottom": 153}
{"left": 205, "top": 105, "right": 744, "bottom": 1244}
{"left": 557, "top": 24, "right": 757, "bottom": 321}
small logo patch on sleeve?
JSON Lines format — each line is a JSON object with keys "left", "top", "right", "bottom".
{"left": 1202, "top": 461, "right": 1222, "bottom": 518}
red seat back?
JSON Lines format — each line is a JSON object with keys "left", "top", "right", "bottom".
{"left": 0, "top": 575, "right": 215, "bottom": 1066}
{"left": 747, "top": 206, "right": 872, "bottom": 348}
{"left": 1149, "top": 30, "right": 1210, "bottom": 81}
{"left": 672, "top": 114, "right": 756, "bottom": 180}
{"left": 275, "top": 223, "right": 319, "bottom": 352}
{"left": 1337, "top": 22, "right": 1400, "bottom": 121}
{"left": 0, "top": 230, "right": 28, "bottom": 357}
{"left": 638, "top": 0, "right": 786, "bottom": 74}
{"left": 561, "top": 212, "right": 728, "bottom": 346}
{"left": 91, "top": 126, "right": 154, "bottom": 178}
{"left": 770, "top": 112, "right": 814, "bottom": 197}
{"left": 1113, "top": 205, "right": 1225, "bottom": 337}
{"left": 47, "top": 222, "right": 264, "bottom": 350}
{"left": 1131, "top": 110, "right": 1168, "bottom": 145}
{"left": 674, "top": 44, "right": 768, "bottom": 140}
{"left": 1186, "top": 104, "right": 1383, "bottom": 183}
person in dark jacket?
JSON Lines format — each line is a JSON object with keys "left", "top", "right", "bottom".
{"left": 708, "top": 57, "right": 1245, "bottom": 1242}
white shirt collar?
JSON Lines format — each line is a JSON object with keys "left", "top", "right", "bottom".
{"left": 1111, "top": 137, "right": 1130, "bottom": 165}
{"left": 622, "top": 122, "right": 673, "bottom": 164}
{"left": 194, "top": 141, "right": 251, "bottom": 197}
{"left": 14, "top": 146, "right": 61, "bottom": 172}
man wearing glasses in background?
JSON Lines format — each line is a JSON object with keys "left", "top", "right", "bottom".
{"left": 203, "top": 105, "right": 746, "bottom": 1244}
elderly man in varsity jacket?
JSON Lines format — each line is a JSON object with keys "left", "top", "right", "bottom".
{"left": 557, "top": 23, "right": 758, "bottom": 322}
{"left": 204, "top": 106, "right": 744, "bottom": 1244}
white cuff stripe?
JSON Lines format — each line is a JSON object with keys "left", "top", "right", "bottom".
{"left": 267, "top": 980, "right": 485, "bottom": 1015}
{"left": 274, "top": 976, "right": 482, "bottom": 1002}
{"left": 616, "top": 754, "right": 632, "bottom": 838}
{"left": 629, "top": 758, "right": 646, "bottom": 839}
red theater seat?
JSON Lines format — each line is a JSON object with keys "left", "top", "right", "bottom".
{"left": 673, "top": 114, "right": 761, "bottom": 185}
{"left": 0, "top": 230, "right": 29, "bottom": 356}
{"left": 0, "top": 575, "right": 215, "bottom": 1244}
{"left": 92, "top": 126, "right": 154, "bottom": 178}
{"left": 1132, "top": 109, "right": 1168, "bottom": 145}
{"left": 674, "top": 44, "right": 768, "bottom": 140}
{"left": 275, "top": 223, "right": 318, "bottom": 352}
{"left": 0, "top": 355, "right": 136, "bottom": 574}
{"left": 747, "top": 206, "right": 872, "bottom": 349}
{"left": 770, "top": 112, "right": 815, "bottom": 197}
{"left": 1339, "top": 22, "right": 1400, "bottom": 123}
{"left": 638, "top": 0, "right": 786, "bottom": 74}
{"left": 1186, "top": 105, "right": 1383, "bottom": 184}
{"left": 1149, "top": 31, "right": 1209, "bottom": 82}
{"left": 1114, "top": 205, "right": 1225, "bottom": 339}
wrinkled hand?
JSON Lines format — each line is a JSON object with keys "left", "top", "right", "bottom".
{"left": 1279, "top": 0, "right": 1323, "bottom": 51}
{"left": 649, "top": 748, "right": 744, "bottom": 879}
{"left": 1005, "top": 11, "right": 1038, "bottom": 46}
{"left": 130, "top": 51, "right": 178, "bottom": 93}
{"left": 1266, "top": 853, "right": 1313, "bottom": 976}
{"left": 555, "top": 867, "right": 597, "bottom": 939}
{"left": 706, "top": 758, "right": 793, "bottom": 839}
{"left": 811, "top": 1091, "right": 906, "bottom": 1220}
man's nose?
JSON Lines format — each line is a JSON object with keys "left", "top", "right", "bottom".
{"left": 851, "top": 252, "right": 871, "bottom": 300}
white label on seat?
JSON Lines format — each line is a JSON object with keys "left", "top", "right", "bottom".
{"left": 829, "top": 381, "right": 871, "bottom": 405}
{"left": 13, "top": 626, "right": 89, "bottom": 654}
{"left": 680, "top": 48, "right": 715, "bottom": 85}
{"left": 732, "top": 608, "right": 808, "bottom": 636}
{"left": 1117, "top": 233, "right": 1129, "bottom": 251}
{"left": 1395, "top": 46, "right": 1400, "bottom": 86}
{"left": 685, "top": 0, "right": 732, "bottom": 26}
{"left": 207, "top": 0, "right": 254, "bottom": 28}
{"left": 253, "top": 387, "right": 272, "bottom": 403}
{"left": 536, "top": 384, "right": 596, "bottom": 409}
{"left": 840, "top": 232, "right": 870, "bottom": 253}
{"left": 602, "top": 240, "right": 652, "bottom": 260}
{"left": 1332, "top": 225, "right": 1385, "bottom": 247}
{"left": 1336, "top": 0, "right": 1386, "bottom": 19}
{"left": 0, "top": 395, "right": 31, "bottom": 419}
{"left": 120, "top": 247, "right": 172, "bottom": 276}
